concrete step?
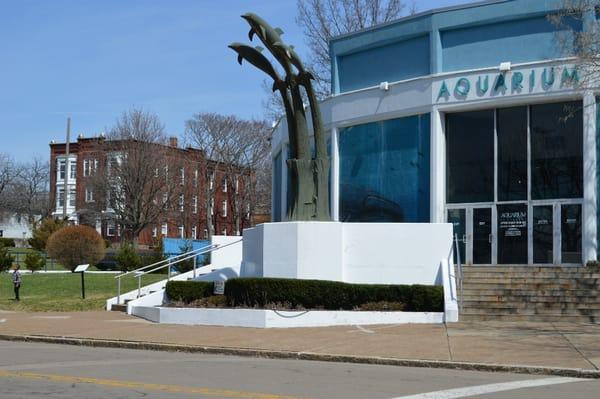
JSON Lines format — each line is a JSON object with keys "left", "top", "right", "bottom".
{"left": 461, "top": 276, "right": 600, "bottom": 283}
{"left": 461, "top": 271, "right": 600, "bottom": 279}
{"left": 110, "top": 304, "right": 127, "bottom": 312}
{"left": 461, "top": 282, "right": 598, "bottom": 290}
{"left": 459, "top": 313, "right": 598, "bottom": 323}
{"left": 461, "top": 288, "right": 600, "bottom": 297}
{"left": 462, "top": 266, "right": 588, "bottom": 273}
{"left": 460, "top": 295, "right": 600, "bottom": 303}
{"left": 462, "top": 300, "right": 600, "bottom": 310}
{"left": 461, "top": 304, "right": 600, "bottom": 315}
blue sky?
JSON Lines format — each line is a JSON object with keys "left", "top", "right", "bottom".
{"left": 0, "top": 0, "right": 475, "bottom": 162}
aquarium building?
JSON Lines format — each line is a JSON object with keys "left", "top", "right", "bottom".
{"left": 271, "top": 0, "right": 599, "bottom": 266}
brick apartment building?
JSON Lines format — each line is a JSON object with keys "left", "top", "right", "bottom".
{"left": 49, "top": 134, "right": 253, "bottom": 247}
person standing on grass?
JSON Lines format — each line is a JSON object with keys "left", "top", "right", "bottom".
{"left": 12, "top": 265, "right": 21, "bottom": 301}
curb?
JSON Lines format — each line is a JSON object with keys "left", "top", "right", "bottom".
{"left": 1, "top": 333, "right": 598, "bottom": 379}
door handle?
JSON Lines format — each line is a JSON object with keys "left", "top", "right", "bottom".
{"left": 488, "top": 234, "right": 493, "bottom": 244}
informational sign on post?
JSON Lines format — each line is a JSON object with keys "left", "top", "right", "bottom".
{"left": 74, "top": 264, "right": 90, "bottom": 299}
{"left": 213, "top": 280, "right": 225, "bottom": 295}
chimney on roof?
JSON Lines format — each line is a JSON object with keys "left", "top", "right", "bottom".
{"left": 169, "top": 136, "right": 178, "bottom": 148}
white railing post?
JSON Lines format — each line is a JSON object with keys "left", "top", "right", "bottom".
{"left": 117, "top": 277, "right": 121, "bottom": 305}
{"left": 137, "top": 275, "right": 141, "bottom": 298}
{"left": 193, "top": 255, "right": 197, "bottom": 279}
{"left": 167, "top": 258, "right": 171, "bottom": 280}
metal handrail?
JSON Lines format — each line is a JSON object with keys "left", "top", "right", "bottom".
{"left": 454, "top": 234, "right": 463, "bottom": 311}
{"left": 114, "top": 243, "right": 214, "bottom": 280}
{"left": 115, "top": 239, "right": 242, "bottom": 305}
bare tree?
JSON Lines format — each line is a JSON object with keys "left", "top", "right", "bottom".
{"left": 551, "top": 1, "right": 600, "bottom": 89}
{"left": 10, "top": 157, "right": 50, "bottom": 225}
{"left": 220, "top": 119, "right": 271, "bottom": 234}
{"left": 185, "top": 113, "right": 271, "bottom": 237}
{"left": 89, "top": 109, "right": 182, "bottom": 247}
{"left": 296, "top": 0, "right": 413, "bottom": 97}
{"left": 0, "top": 153, "right": 15, "bottom": 214}
{"left": 262, "top": 0, "right": 413, "bottom": 120}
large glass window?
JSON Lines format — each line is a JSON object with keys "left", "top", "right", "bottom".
{"left": 531, "top": 101, "right": 583, "bottom": 199}
{"left": 497, "top": 106, "right": 528, "bottom": 201}
{"left": 446, "top": 110, "right": 494, "bottom": 203}
{"left": 339, "top": 114, "right": 430, "bottom": 222}
{"left": 272, "top": 151, "right": 282, "bottom": 222}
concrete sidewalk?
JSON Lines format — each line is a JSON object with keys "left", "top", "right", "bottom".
{"left": 0, "top": 310, "right": 599, "bottom": 376}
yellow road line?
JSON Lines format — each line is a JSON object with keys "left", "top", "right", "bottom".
{"left": 0, "top": 369, "right": 306, "bottom": 399}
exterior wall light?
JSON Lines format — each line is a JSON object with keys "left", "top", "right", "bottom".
{"left": 499, "top": 62, "right": 511, "bottom": 72}
{"left": 379, "top": 81, "right": 390, "bottom": 91}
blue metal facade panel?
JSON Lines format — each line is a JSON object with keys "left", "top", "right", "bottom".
{"left": 329, "top": 0, "right": 576, "bottom": 93}
{"left": 338, "top": 35, "right": 430, "bottom": 92}
{"left": 441, "top": 16, "right": 568, "bottom": 72}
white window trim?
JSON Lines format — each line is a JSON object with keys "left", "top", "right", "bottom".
{"left": 85, "top": 188, "right": 94, "bottom": 203}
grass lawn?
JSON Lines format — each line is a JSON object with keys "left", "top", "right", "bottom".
{"left": 0, "top": 272, "right": 165, "bottom": 312}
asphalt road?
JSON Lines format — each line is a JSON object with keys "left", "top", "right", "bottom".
{"left": 0, "top": 341, "right": 597, "bottom": 399}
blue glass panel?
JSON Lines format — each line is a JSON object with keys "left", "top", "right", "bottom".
{"left": 272, "top": 151, "right": 282, "bottom": 222}
{"left": 339, "top": 114, "right": 430, "bottom": 222}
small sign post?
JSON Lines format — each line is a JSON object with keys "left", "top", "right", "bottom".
{"left": 74, "top": 264, "right": 90, "bottom": 299}
{"left": 213, "top": 280, "right": 225, "bottom": 295}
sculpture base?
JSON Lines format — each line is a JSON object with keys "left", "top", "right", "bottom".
{"left": 240, "top": 221, "right": 452, "bottom": 285}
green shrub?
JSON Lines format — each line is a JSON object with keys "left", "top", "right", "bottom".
{"left": 24, "top": 251, "right": 45, "bottom": 273}
{"left": 29, "top": 218, "right": 66, "bottom": 251}
{"left": 224, "top": 278, "right": 443, "bottom": 311}
{"left": 0, "top": 238, "right": 16, "bottom": 247}
{"left": 166, "top": 278, "right": 444, "bottom": 312}
{"left": 166, "top": 281, "right": 214, "bottom": 303}
{"left": 115, "top": 244, "right": 142, "bottom": 272}
{"left": 0, "top": 245, "right": 15, "bottom": 272}
{"left": 586, "top": 260, "right": 600, "bottom": 269}
{"left": 46, "top": 225, "right": 106, "bottom": 272}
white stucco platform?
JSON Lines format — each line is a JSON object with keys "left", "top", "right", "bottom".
{"left": 241, "top": 221, "right": 453, "bottom": 285}
{"left": 130, "top": 222, "right": 459, "bottom": 327}
{"left": 132, "top": 306, "right": 445, "bottom": 328}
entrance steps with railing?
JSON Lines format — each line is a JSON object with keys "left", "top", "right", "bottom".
{"left": 106, "top": 238, "right": 243, "bottom": 314}
{"left": 458, "top": 266, "right": 600, "bottom": 323}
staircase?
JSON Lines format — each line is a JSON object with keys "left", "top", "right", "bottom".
{"left": 459, "top": 266, "right": 600, "bottom": 323}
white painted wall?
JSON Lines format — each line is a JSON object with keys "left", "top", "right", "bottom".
{"left": 210, "top": 235, "right": 243, "bottom": 270}
{"left": 0, "top": 214, "right": 33, "bottom": 240}
{"left": 242, "top": 222, "right": 452, "bottom": 286}
{"left": 133, "top": 306, "right": 444, "bottom": 328}
{"left": 343, "top": 223, "right": 452, "bottom": 285}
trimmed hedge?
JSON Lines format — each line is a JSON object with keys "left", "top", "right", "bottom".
{"left": 166, "top": 281, "right": 214, "bottom": 303}
{"left": 166, "top": 278, "right": 443, "bottom": 312}
{"left": 0, "top": 238, "right": 16, "bottom": 247}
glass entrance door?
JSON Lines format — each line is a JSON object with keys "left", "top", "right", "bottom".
{"left": 473, "top": 208, "right": 492, "bottom": 264}
{"left": 448, "top": 209, "right": 466, "bottom": 264}
{"left": 561, "top": 204, "right": 582, "bottom": 264}
{"left": 448, "top": 206, "right": 493, "bottom": 265}
{"left": 497, "top": 204, "right": 528, "bottom": 264}
{"left": 533, "top": 205, "right": 553, "bottom": 264}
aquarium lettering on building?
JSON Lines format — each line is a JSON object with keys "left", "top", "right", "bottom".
{"left": 436, "top": 66, "right": 579, "bottom": 102}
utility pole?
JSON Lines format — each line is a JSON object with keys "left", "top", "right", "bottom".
{"left": 63, "top": 117, "right": 71, "bottom": 219}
